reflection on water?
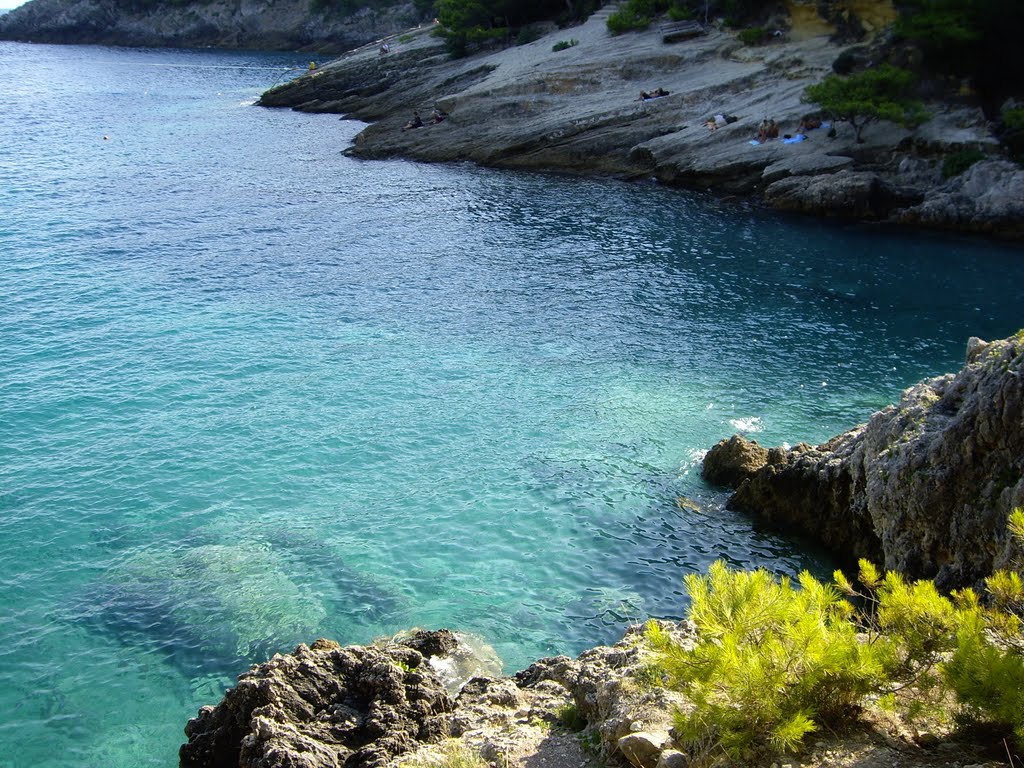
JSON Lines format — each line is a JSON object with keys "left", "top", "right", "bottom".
{"left": 1, "top": 40, "right": 1023, "bottom": 768}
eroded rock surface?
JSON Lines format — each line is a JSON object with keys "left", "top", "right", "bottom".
{"left": 257, "top": 11, "right": 1021, "bottom": 238}
{"left": 703, "top": 333, "right": 1024, "bottom": 589}
{"left": 179, "top": 632, "right": 456, "bottom": 768}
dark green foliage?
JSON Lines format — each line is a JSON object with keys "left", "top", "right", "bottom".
{"left": 607, "top": 0, "right": 665, "bottom": 34}
{"left": 803, "top": 64, "right": 929, "bottom": 142}
{"left": 999, "top": 107, "right": 1024, "bottom": 164}
{"left": 515, "top": 24, "right": 543, "bottom": 45}
{"left": 551, "top": 38, "right": 577, "bottom": 51}
{"left": 894, "top": 0, "right": 1024, "bottom": 109}
{"left": 434, "top": 0, "right": 588, "bottom": 56}
{"left": 941, "top": 148, "right": 986, "bottom": 178}
{"left": 556, "top": 702, "right": 587, "bottom": 731}
{"left": 737, "top": 26, "right": 768, "bottom": 45}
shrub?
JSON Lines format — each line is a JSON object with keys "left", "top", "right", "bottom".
{"left": 552, "top": 38, "right": 577, "bottom": 51}
{"left": 648, "top": 563, "right": 887, "bottom": 759}
{"left": 398, "top": 740, "right": 488, "bottom": 768}
{"left": 945, "top": 508, "right": 1024, "bottom": 742}
{"left": 557, "top": 702, "right": 587, "bottom": 731}
{"left": 941, "top": 148, "right": 987, "bottom": 178}
{"left": 737, "top": 26, "right": 769, "bottom": 45}
{"left": 607, "top": 6, "right": 653, "bottom": 34}
{"left": 515, "top": 25, "right": 543, "bottom": 45}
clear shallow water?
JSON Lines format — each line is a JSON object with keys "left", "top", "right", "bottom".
{"left": 1, "top": 40, "right": 1023, "bottom": 767}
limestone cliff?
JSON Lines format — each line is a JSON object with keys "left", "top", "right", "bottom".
{"left": 258, "top": 10, "right": 1024, "bottom": 238}
{"left": 703, "top": 333, "right": 1024, "bottom": 590}
{"left": 0, "top": 0, "right": 424, "bottom": 52}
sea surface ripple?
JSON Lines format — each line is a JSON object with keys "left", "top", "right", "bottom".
{"left": 1, "top": 41, "right": 1023, "bottom": 768}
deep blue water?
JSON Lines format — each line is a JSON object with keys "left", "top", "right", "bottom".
{"left": 1, "top": 40, "right": 1022, "bottom": 768}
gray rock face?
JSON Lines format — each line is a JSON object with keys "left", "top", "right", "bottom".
{"left": 894, "top": 160, "right": 1024, "bottom": 239}
{"left": 764, "top": 169, "right": 924, "bottom": 219}
{"left": 179, "top": 634, "right": 454, "bottom": 768}
{"left": 0, "top": 0, "right": 423, "bottom": 52}
{"left": 257, "top": 11, "right": 1021, "bottom": 238}
{"left": 703, "top": 334, "right": 1024, "bottom": 589}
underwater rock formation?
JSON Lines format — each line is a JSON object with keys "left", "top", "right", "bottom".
{"left": 703, "top": 333, "right": 1024, "bottom": 589}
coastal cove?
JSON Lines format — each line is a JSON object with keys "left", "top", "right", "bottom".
{"left": 2, "top": 41, "right": 1024, "bottom": 768}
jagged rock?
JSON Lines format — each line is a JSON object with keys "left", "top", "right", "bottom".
{"left": 704, "top": 333, "right": 1024, "bottom": 589}
{"left": 179, "top": 633, "right": 455, "bottom": 768}
{"left": 702, "top": 435, "right": 769, "bottom": 487}
{"left": 0, "top": 0, "right": 425, "bottom": 51}
{"left": 894, "top": 159, "right": 1024, "bottom": 238}
{"left": 764, "top": 170, "right": 923, "bottom": 219}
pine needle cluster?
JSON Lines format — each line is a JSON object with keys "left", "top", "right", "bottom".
{"left": 647, "top": 508, "right": 1024, "bottom": 763}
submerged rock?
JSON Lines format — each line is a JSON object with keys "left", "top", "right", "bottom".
{"left": 703, "top": 333, "right": 1024, "bottom": 589}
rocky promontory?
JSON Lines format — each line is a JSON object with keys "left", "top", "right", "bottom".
{"left": 257, "top": 7, "right": 1024, "bottom": 238}
{"left": 0, "top": 0, "right": 423, "bottom": 52}
{"left": 703, "top": 332, "right": 1024, "bottom": 590}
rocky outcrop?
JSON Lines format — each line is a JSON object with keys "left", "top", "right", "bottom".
{"left": 179, "top": 623, "right": 698, "bottom": 768}
{"left": 179, "top": 632, "right": 456, "bottom": 768}
{"left": 703, "top": 333, "right": 1024, "bottom": 589}
{"left": 764, "top": 169, "right": 924, "bottom": 219}
{"left": 0, "top": 0, "right": 424, "bottom": 52}
{"left": 894, "top": 159, "right": 1024, "bottom": 238}
{"left": 256, "top": 10, "right": 1021, "bottom": 238}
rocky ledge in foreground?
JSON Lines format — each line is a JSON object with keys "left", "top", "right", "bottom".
{"left": 179, "top": 624, "right": 696, "bottom": 768}
{"left": 258, "top": 10, "right": 1024, "bottom": 238}
{"left": 703, "top": 332, "right": 1024, "bottom": 590}
{"left": 181, "top": 625, "right": 1006, "bottom": 768}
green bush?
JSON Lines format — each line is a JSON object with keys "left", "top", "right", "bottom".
{"left": 737, "top": 26, "right": 769, "bottom": 45}
{"left": 945, "top": 509, "right": 1024, "bottom": 742}
{"left": 551, "top": 38, "right": 577, "bottom": 51}
{"left": 607, "top": 6, "right": 653, "bottom": 34}
{"left": 648, "top": 509, "right": 1024, "bottom": 760}
{"left": 941, "top": 148, "right": 987, "bottom": 178}
{"left": 648, "top": 563, "right": 888, "bottom": 759}
{"left": 515, "top": 25, "right": 543, "bottom": 45}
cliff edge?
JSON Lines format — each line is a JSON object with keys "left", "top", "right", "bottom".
{"left": 703, "top": 332, "right": 1024, "bottom": 590}
{"left": 0, "top": 0, "right": 424, "bottom": 52}
{"left": 258, "top": 10, "right": 1024, "bottom": 238}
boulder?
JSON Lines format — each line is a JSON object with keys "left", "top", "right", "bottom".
{"left": 702, "top": 435, "right": 769, "bottom": 488}
{"left": 179, "top": 633, "right": 455, "bottom": 768}
{"left": 706, "top": 333, "right": 1024, "bottom": 589}
{"left": 894, "top": 159, "right": 1024, "bottom": 238}
{"left": 619, "top": 731, "right": 671, "bottom": 768}
{"left": 764, "top": 170, "right": 923, "bottom": 219}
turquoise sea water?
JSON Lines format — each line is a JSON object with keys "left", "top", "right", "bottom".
{"left": 1, "top": 40, "right": 1023, "bottom": 767}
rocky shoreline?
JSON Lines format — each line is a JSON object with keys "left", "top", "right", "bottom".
{"left": 702, "top": 333, "right": 1024, "bottom": 591}
{"left": 256, "top": 9, "right": 1024, "bottom": 239}
{"left": 0, "top": 0, "right": 424, "bottom": 53}
{"left": 179, "top": 333, "right": 1023, "bottom": 768}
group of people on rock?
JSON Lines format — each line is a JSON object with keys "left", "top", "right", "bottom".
{"left": 401, "top": 108, "right": 448, "bottom": 131}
